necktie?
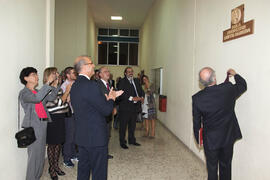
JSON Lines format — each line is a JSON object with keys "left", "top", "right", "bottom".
{"left": 106, "top": 83, "right": 110, "bottom": 91}
{"left": 130, "top": 79, "right": 139, "bottom": 97}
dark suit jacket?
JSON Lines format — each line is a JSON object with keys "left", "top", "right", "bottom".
{"left": 118, "top": 77, "right": 145, "bottom": 113}
{"left": 192, "top": 74, "right": 247, "bottom": 150}
{"left": 97, "top": 79, "right": 113, "bottom": 123}
{"left": 109, "top": 79, "right": 115, "bottom": 89}
{"left": 70, "top": 75, "right": 114, "bottom": 147}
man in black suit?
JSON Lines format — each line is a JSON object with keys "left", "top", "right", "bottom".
{"left": 96, "top": 66, "right": 116, "bottom": 159}
{"left": 192, "top": 67, "right": 247, "bottom": 180}
{"left": 118, "top": 67, "right": 145, "bottom": 149}
{"left": 109, "top": 74, "right": 115, "bottom": 89}
{"left": 70, "top": 56, "right": 123, "bottom": 180}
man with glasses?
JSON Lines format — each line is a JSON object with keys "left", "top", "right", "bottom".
{"left": 70, "top": 56, "right": 123, "bottom": 180}
{"left": 96, "top": 66, "right": 117, "bottom": 159}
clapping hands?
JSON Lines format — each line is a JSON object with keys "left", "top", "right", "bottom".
{"left": 105, "top": 88, "right": 124, "bottom": 101}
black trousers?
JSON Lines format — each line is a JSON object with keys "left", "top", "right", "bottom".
{"left": 119, "top": 111, "right": 137, "bottom": 145}
{"left": 77, "top": 145, "right": 108, "bottom": 180}
{"left": 204, "top": 144, "right": 234, "bottom": 180}
{"left": 63, "top": 114, "right": 76, "bottom": 162}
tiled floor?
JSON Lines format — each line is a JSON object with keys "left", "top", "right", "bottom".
{"left": 41, "top": 121, "right": 207, "bottom": 180}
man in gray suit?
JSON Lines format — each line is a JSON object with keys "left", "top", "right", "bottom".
{"left": 96, "top": 66, "right": 116, "bottom": 159}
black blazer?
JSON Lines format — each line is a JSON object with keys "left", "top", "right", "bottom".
{"left": 70, "top": 75, "right": 114, "bottom": 147}
{"left": 109, "top": 79, "right": 115, "bottom": 89}
{"left": 97, "top": 79, "right": 113, "bottom": 123}
{"left": 192, "top": 74, "right": 247, "bottom": 150}
{"left": 118, "top": 77, "right": 145, "bottom": 113}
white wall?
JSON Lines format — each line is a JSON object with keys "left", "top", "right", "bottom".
{"left": 0, "top": 0, "right": 54, "bottom": 179}
{"left": 87, "top": 8, "right": 97, "bottom": 62}
{"left": 54, "top": 0, "right": 88, "bottom": 71}
{"left": 140, "top": 0, "right": 196, "bottom": 149}
{"left": 140, "top": 0, "right": 270, "bottom": 179}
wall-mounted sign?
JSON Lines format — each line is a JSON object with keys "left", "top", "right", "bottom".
{"left": 223, "top": 4, "right": 254, "bottom": 42}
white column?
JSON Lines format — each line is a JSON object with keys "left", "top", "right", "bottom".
{"left": 45, "top": 0, "right": 55, "bottom": 67}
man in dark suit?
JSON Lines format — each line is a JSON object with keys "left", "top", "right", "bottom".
{"left": 192, "top": 67, "right": 247, "bottom": 180}
{"left": 118, "top": 67, "right": 145, "bottom": 149}
{"left": 96, "top": 66, "right": 116, "bottom": 159}
{"left": 70, "top": 56, "right": 123, "bottom": 180}
{"left": 109, "top": 74, "right": 115, "bottom": 89}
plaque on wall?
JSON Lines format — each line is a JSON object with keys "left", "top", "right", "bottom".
{"left": 223, "top": 4, "right": 254, "bottom": 42}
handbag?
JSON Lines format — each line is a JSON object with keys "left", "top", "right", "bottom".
{"left": 15, "top": 127, "right": 36, "bottom": 148}
{"left": 15, "top": 97, "right": 36, "bottom": 148}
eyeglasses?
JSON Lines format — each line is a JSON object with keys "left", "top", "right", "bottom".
{"left": 84, "top": 62, "right": 93, "bottom": 66}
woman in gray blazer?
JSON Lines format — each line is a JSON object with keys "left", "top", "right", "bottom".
{"left": 19, "top": 67, "right": 60, "bottom": 180}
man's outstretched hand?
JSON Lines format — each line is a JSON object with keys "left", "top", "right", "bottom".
{"left": 105, "top": 88, "right": 124, "bottom": 101}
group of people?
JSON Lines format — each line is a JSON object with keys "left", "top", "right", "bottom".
{"left": 19, "top": 53, "right": 246, "bottom": 180}
{"left": 19, "top": 66, "right": 77, "bottom": 180}
{"left": 19, "top": 55, "right": 157, "bottom": 180}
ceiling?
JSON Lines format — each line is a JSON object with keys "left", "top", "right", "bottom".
{"left": 88, "top": 0, "right": 156, "bottom": 28}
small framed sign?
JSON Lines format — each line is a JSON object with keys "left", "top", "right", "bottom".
{"left": 223, "top": 4, "right": 254, "bottom": 42}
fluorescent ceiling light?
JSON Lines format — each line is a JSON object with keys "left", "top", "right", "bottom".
{"left": 111, "top": 16, "right": 122, "bottom": 20}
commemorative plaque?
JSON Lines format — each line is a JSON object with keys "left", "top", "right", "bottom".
{"left": 223, "top": 4, "right": 254, "bottom": 42}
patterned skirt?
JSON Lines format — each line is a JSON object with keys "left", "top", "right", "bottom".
{"left": 145, "top": 107, "right": 157, "bottom": 120}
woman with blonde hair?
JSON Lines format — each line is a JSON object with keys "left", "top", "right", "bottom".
{"left": 19, "top": 67, "right": 60, "bottom": 180}
{"left": 44, "top": 67, "right": 72, "bottom": 180}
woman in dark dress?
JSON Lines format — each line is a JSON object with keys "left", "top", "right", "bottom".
{"left": 44, "top": 67, "right": 72, "bottom": 180}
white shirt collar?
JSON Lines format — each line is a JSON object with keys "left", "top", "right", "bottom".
{"left": 127, "top": 77, "right": 133, "bottom": 82}
{"left": 100, "top": 79, "right": 108, "bottom": 87}
{"left": 79, "top": 74, "right": 90, "bottom": 80}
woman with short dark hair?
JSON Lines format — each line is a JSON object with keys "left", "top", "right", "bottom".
{"left": 19, "top": 67, "right": 60, "bottom": 180}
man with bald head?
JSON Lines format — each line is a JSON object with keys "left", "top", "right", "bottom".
{"left": 70, "top": 56, "right": 123, "bottom": 180}
{"left": 192, "top": 67, "right": 247, "bottom": 180}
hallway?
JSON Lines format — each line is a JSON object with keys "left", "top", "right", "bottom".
{"left": 41, "top": 121, "right": 207, "bottom": 180}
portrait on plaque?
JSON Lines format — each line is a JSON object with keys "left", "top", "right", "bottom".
{"left": 231, "top": 7, "right": 242, "bottom": 25}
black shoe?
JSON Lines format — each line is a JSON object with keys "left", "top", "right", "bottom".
{"left": 55, "top": 169, "right": 65, "bottom": 176}
{"left": 49, "top": 174, "right": 58, "bottom": 180}
{"left": 120, "top": 144, "right": 129, "bottom": 149}
{"left": 48, "top": 168, "right": 58, "bottom": 180}
{"left": 129, "top": 142, "right": 141, "bottom": 146}
{"left": 108, "top": 154, "right": 114, "bottom": 159}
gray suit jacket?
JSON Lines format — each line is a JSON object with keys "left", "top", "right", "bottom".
{"left": 19, "top": 84, "right": 60, "bottom": 128}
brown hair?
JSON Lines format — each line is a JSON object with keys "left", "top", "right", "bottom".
{"left": 141, "top": 75, "right": 149, "bottom": 85}
{"left": 43, "top": 67, "right": 57, "bottom": 84}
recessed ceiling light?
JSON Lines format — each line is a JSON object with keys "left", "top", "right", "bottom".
{"left": 111, "top": 16, "right": 123, "bottom": 21}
